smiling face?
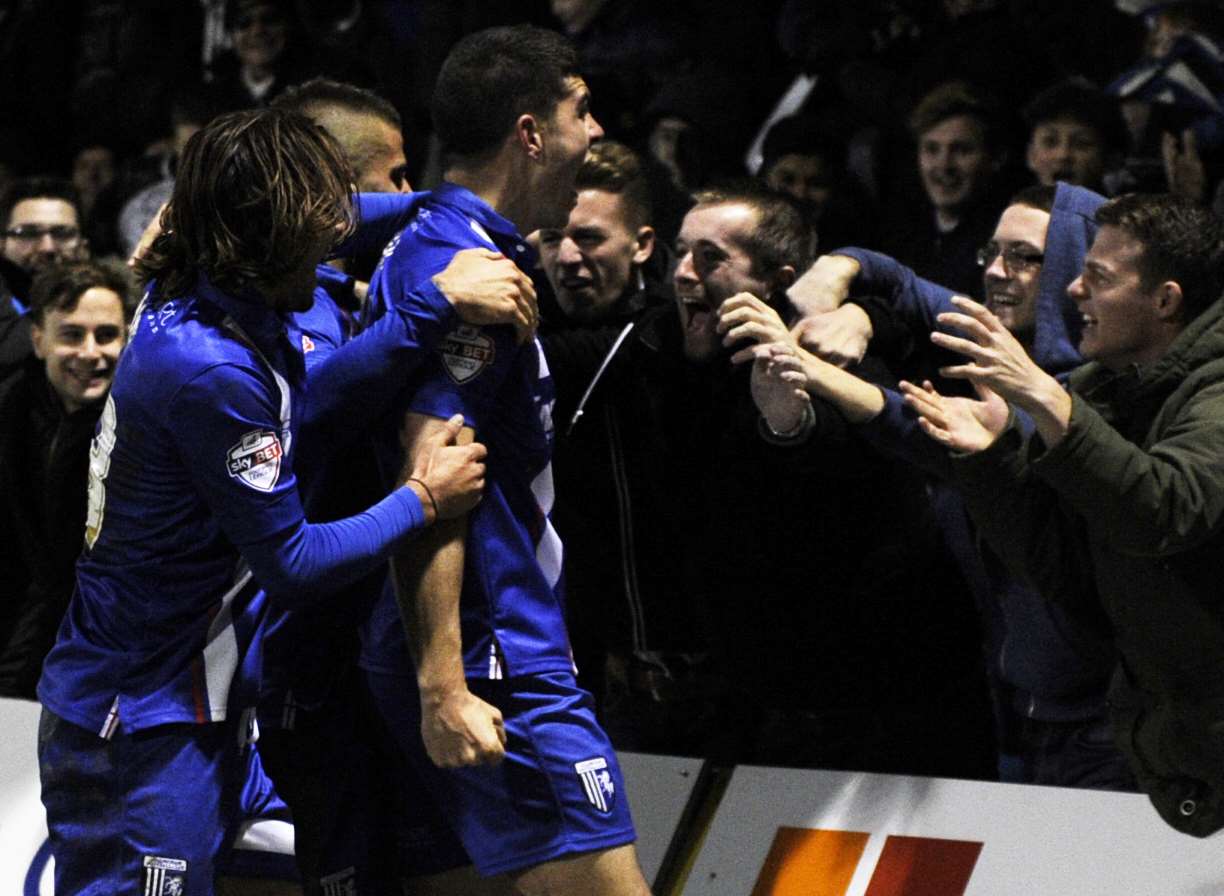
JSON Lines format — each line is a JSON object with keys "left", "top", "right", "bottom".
{"left": 534, "top": 76, "right": 604, "bottom": 230}
{"left": 981, "top": 203, "right": 1051, "bottom": 346}
{"left": 673, "top": 201, "right": 773, "bottom": 362}
{"left": 1026, "top": 117, "right": 1107, "bottom": 188}
{"left": 231, "top": 2, "right": 288, "bottom": 72}
{"left": 31, "top": 287, "right": 126, "bottom": 412}
{"left": 1067, "top": 224, "right": 1171, "bottom": 370}
{"left": 917, "top": 115, "right": 995, "bottom": 220}
{"left": 538, "top": 187, "right": 652, "bottom": 322}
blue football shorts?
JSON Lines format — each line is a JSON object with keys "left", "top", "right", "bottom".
{"left": 38, "top": 707, "right": 296, "bottom": 895}
{"left": 365, "top": 668, "right": 637, "bottom": 878}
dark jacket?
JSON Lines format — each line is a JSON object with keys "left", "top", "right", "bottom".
{"left": 0, "top": 357, "right": 101, "bottom": 697}
{"left": 546, "top": 299, "right": 992, "bottom": 773}
{"left": 955, "top": 298, "right": 1224, "bottom": 835}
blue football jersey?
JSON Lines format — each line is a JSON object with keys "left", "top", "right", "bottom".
{"left": 39, "top": 271, "right": 430, "bottom": 738}
{"left": 360, "top": 182, "right": 571, "bottom": 679}
{"left": 39, "top": 279, "right": 306, "bottom": 736}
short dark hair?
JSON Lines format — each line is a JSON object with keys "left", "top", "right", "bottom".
{"left": 1, "top": 177, "right": 82, "bottom": 228}
{"left": 1095, "top": 193, "right": 1224, "bottom": 320}
{"left": 224, "top": 0, "right": 290, "bottom": 31}
{"left": 759, "top": 115, "right": 843, "bottom": 178}
{"left": 273, "top": 77, "right": 401, "bottom": 130}
{"left": 909, "top": 81, "right": 1004, "bottom": 153}
{"left": 574, "top": 141, "right": 652, "bottom": 229}
{"left": 1022, "top": 79, "right": 1128, "bottom": 153}
{"left": 431, "top": 25, "right": 579, "bottom": 159}
{"left": 28, "top": 259, "right": 134, "bottom": 325}
{"left": 135, "top": 108, "right": 355, "bottom": 300}
{"left": 1009, "top": 184, "right": 1057, "bottom": 214}
{"left": 692, "top": 181, "right": 815, "bottom": 279}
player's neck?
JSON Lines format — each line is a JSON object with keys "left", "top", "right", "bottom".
{"left": 445, "top": 155, "right": 534, "bottom": 235}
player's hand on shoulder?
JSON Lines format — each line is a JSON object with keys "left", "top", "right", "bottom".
{"left": 403, "top": 413, "right": 487, "bottom": 520}
{"left": 420, "top": 685, "right": 507, "bottom": 768}
{"left": 433, "top": 247, "right": 539, "bottom": 344}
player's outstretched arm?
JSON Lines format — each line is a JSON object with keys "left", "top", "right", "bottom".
{"left": 391, "top": 411, "right": 507, "bottom": 769}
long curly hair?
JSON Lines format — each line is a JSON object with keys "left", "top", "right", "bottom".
{"left": 135, "top": 107, "right": 355, "bottom": 301}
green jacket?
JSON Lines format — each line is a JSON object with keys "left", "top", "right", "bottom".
{"left": 954, "top": 298, "right": 1224, "bottom": 836}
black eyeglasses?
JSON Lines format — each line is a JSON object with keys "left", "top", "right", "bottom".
{"left": 976, "top": 242, "right": 1044, "bottom": 273}
{"left": 4, "top": 224, "right": 81, "bottom": 245}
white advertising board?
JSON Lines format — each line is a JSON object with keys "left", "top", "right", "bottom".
{"left": 683, "top": 765, "right": 1224, "bottom": 896}
{"left": 0, "top": 698, "right": 51, "bottom": 895}
{"left": 617, "top": 751, "right": 704, "bottom": 886}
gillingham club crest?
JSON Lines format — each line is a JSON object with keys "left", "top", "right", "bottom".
{"left": 227, "top": 429, "right": 283, "bottom": 492}
{"left": 142, "top": 855, "right": 187, "bottom": 895}
{"left": 574, "top": 757, "right": 615, "bottom": 813}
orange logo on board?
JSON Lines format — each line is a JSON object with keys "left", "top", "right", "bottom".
{"left": 751, "top": 828, "right": 982, "bottom": 896}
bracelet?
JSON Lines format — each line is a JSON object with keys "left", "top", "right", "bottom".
{"left": 759, "top": 401, "right": 815, "bottom": 445}
{"left": 407, "top": 477, "right": 439, "bottom": 519}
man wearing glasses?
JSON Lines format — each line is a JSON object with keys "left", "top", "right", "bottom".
{"left": 1, "top": 178, "right": 87, "bottom": 310}
{"left": 0, "top": 178, "right": 87, "bottom": 389}
{"left": 747, "top": 182, "right": 1135, "bottom": 791}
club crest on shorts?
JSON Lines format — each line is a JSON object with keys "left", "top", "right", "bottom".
{"left": 320, "top": 866, "right": 357, "bottom": 896}
{"left": 227, "top": 429, "right": 283, "bottom": 492}
{"left": 301, "top": 332, "right": 316, "bottom": 354}
{"left": 575, "top": 756, "right": 615, "bottom": 813}
{"left": 142, "top": 855, "right": 187, "bottom": 895}
{"left": 439, "top": 325, "right": 495, "bottom": 384}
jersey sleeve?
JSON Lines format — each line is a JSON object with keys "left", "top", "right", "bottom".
{"left": 333, "top": 191, "right": 430, "bottom": 259}
{"left": 376, "top": 217, "right": 520, "bottom": 433}
{"left": 169, "top": 361, "right": 305, "bottom": 546}
{"left": 168, "top": 360, "right": 427, "bottom": 605}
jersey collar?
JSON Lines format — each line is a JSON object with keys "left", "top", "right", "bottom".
{"left": 433, "top": 181, "right": 538, "bottom": 270}
{"left": 194, "top": 274, "right": 304, "bottom": 384}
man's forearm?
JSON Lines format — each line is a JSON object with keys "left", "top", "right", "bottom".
{"left": 391, "top": 515, "right": 468, "bottom": 695}
{"left": 801, "top": 349, "right": 886, "bottom": 423}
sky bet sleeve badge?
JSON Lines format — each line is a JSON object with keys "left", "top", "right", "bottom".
{"left": 227, "top": 429, "right": 283, "bottom": 492}
{"left": 575, "top": 757, "right": 615, "bottom": 813}
{"left": 439, "top": 325, "right": 495, "bottom": 385}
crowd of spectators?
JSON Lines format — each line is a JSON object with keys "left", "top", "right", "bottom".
{"left": 6, "top": 0, "right": 1224, "bottom": 833}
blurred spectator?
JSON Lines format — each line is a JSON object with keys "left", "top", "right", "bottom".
{"left": 880, "top": 81, "right": 1010, "bottom": 299}
{"left": 0, "top": 260, "right": 134, "bottom": 699}
{"left": 1108, "top": 0, "right": 1224, "bottom": 198}
{"left": 71, "top": 144, "right": 123, "bottom": 258}
{"left": 70, "top": 146, "right": 116, "bottom": 222}
{"left": 0, "top": 178, "right": 88, "bottom": 310}
{"left": 117, "top": 94, "right": 212, "bottom": 258}
{"left": 757, "top": 115, "right": 878, "bottom": 251}
{"left": 1023, "top": 79, "right": 1128, "bottom": 192}
{"left": 204, "top": 0, "right": 311, "bottom": 111}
